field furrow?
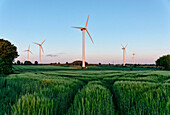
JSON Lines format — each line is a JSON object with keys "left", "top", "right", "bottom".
{"left": 67, "top": 81, "right": 115, "bottom": 115}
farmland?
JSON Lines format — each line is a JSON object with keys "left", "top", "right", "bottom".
{"left": 0, "top": 65, "right": 169, "bottom": 115}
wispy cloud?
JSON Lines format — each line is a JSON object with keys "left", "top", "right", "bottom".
{"left": 58, "top": 53, "right": 65, "bottom": 55}
{"left": 46, "top": 54, "right": 58, "bottom": 57}
{"left": 45, "top": 52, "right": 65, "bottom": 57}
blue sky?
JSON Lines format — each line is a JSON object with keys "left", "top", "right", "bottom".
{"left": 0, "top": 0, "right": 170, "bottom": 64}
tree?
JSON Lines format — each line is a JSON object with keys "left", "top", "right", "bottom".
{"left": 24, "top": 61, "right": 32, "bottom": 65}
{"left": 156, "top": 55, "right": 170, "bottom": 70}
{"left": 71, "top": 60, "right": 88, "bottom": 66}
{"left": 17, "top": 60, "right": 21, "bottom": 65}
{"left": 0, "top": 39, "right": 18, "bottom": 74}
{"left": 34, "top": 61, "right": 38, "bottom": 65}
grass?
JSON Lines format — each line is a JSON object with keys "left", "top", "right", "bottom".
{"left": 0, "top": 65, "right": 169, "bottom": 114}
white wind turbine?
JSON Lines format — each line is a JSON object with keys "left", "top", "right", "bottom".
{"left": 72, "top": 15, "right": 94, "bottom": 68}
{"left": 23, "top": 45, "right": 32, "bottom": 61}
{"left": 33, "top": 40, "right": 45, "bottom": 64}
{"left": 121, "top": 44, "right": 128, "bottom": 66}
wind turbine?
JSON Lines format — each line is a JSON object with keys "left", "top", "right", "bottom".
{"left": 23, "top": 45, "right": 32, "bottom": 61}
{"left": 33, "top": 40, "right": 45, "bottom": 64}
{"left": 121, "top": 44, "right": 128, "bottom": 66}
{"left": 72, "top": 15, "right": 94, "bottom": 68}
{"left": 132, "top": 51, "right": 135, "bottom": 65}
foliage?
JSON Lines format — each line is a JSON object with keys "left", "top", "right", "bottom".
{"left": 0, "top": 39, "right": 18, "bottom": 74}
{"left": 17, "top": 60, "right": 20, "bottom": 65}
{"left": 156, "top": 55, "right": 170, "bottom": 70}
{"left": 72, "top": 60, "right": 88, "bottom": 66}
{"left": 24, "top": 61, "right": 32, "bottom": 65}
{"left": 34, "top": 61, "right": 38, "bottom": 65}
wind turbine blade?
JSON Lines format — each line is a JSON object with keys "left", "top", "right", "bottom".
{"left": 29, "top": 50, "right": 33, "bottom": 54}
{"left": 41, "top": 40, "right": 46, "bottom": 45}
{"left": 86, "top": 29, "right": 94, "bottom": 44}
{"left": 85, "top": 15, "right": 89, "bottom": 27}
{"left": 41, "top": 46, "right": 44, "bottom": 53}
{"left": 125, "top": 44, "right": 128, "bottom": 48}
{"left": 72, "top": 27, "right": 84, "bottom": 29}
{"left": 121, "top": 44, "right": 124, "bottom": 48}
{"left": 33, "top": 42, "right": 40, "bottom": 45}
{"left": 28, "top": 45, "right": 30, "bottom": 50}
{"left": 23, "top": 50, "right": 27, "bottom": 52}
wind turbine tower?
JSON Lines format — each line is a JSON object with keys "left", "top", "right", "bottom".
{"left": 72, "top": 15, "right": 94, "bottom": 68}
{"left": 132, "top": 52, "right": 135, "bottom": 65}
{"left": 33, "top": 40, "right": 45, "bottom": 64}
{"left": 121, "top": 44, "right": 128, "bottom": 66}
{"left": 23, "top": 45, "right": 32, "bottom": 61}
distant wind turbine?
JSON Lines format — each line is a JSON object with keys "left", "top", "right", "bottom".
{"left": 121, "top": 44, "right": 128, "bottom": 66}
{"left": 72, "top": 15, "right": 94, "bottom": 68}
{"left": 23, "top": 45, "right": 32, "bottom": 61}
{"left": 33, "top": 40, "right": 45, "bottom": 64}
{"left": 132, "top": 51, "right": 135, "bottom": 65}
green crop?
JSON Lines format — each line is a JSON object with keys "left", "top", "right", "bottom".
{"left": 113, "top": 81, "right": 169, "bottom": 115}
{"left": 67, "top": 81, "right": 115, "bottom": 115}
{"left": 0, "top": 65, "right": 169, "bottom": 114}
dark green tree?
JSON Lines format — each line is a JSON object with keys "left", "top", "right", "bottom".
{"left": 156, "top": 55, "right": 170, "bottom": 70}
{"left": 34, "top": 61, "right": 38, "bottom": 65}
{"left": 24, "top": 61, "right": 32, "bottom": 65}
{"left": 17, "top": 60, "right": 21, "bottom": 65}
{"left": 0, "top": 39, "right": 18, "bottom": 74}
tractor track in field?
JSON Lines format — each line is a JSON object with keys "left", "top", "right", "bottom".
{"left": 63, "top": 80, "right": 89, "bottom": 115}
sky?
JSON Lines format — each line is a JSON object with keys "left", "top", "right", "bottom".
{"left": 0, "top": 0, "right": 170, "bottom": 64}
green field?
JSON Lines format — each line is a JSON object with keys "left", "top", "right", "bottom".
{"left": 0, "top": 65, "right": 169, "bottom": 115}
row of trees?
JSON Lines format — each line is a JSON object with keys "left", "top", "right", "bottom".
{"left": 14, "top": 60, "right": 38, "bottom": 65}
